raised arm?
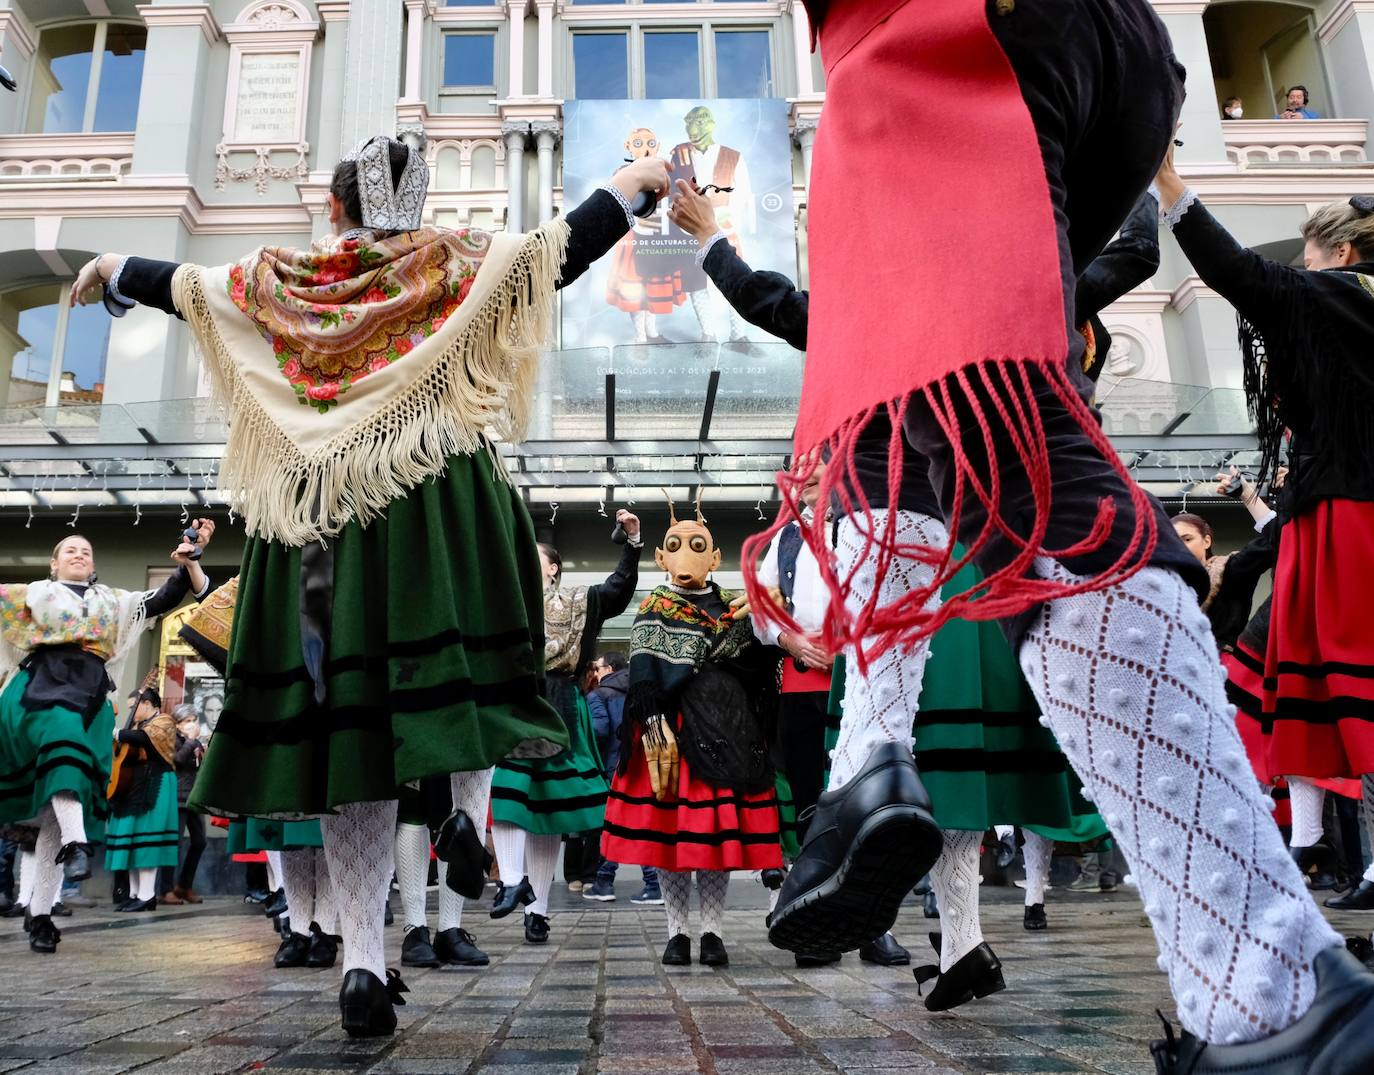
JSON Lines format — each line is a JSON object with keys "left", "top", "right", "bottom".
{"left": 70, "top": 255, "right": 183, "bottom": 318}
{"left": 558, "top": 157, "right": 671, "bottom": 291}
{"left": 589, "top": 511, "right": 644, "bottom": 620}
{"left": 1075, "top": 191, "right": 1159, "bottom": 320}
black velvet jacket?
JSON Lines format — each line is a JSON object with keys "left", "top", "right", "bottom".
{"left": 1075, "top": 193, "right": 1159, "bottom": 383}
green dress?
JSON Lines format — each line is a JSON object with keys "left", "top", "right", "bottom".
{"left": 226, "top": 818, "right": 323, "bottom": 854}
{"left": 105, "top": 771, "right": 180, "bottom": 869}
{"left": 188, "top": 454, "right": 570, "bottom": 819}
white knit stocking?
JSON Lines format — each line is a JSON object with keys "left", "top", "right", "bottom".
{"left": 1019, "top": 560, "right": 1342, "bottom": 1044}
{"left": 829, "top": 510, "right": 949, "bottom": 789}
{"left": 394, "top": 823, "right": 429, "bottom": 931}
{"left": 697, "top": 870, "right": 729, "bottom": 939}
{"left": 29, "top": 808, "right": 62, "bottom": 916}
{"left": 525, "top": 833, "right": 561, "bottom": 916}
{"left": 1022, "top": 831, "right": 1054, "bottom": 907}
{"left": 491, "top": 822, "right": 527, "bottom": 888}
{"left": 313, "top": 850, "right": 337, "bottom": 934}
{"left": 17, "top": 850, "right": 35, "bottom": 907}
{"left": 49, "top": 792, "right": 86, "bottom": 846}
{"left": 660, "top": 870, "right": 692, "bottom": 940}
{"left": 1286, "top": 778, "right": 1326, "bottom": 848}
{"left": 443, "top": 767, "right": 492, "bottom": 930}
{"left": 134, "top": 867, "right": 157, "bottom": 902}
{"left": 929, "top": 829, "right": 983, "bottom": 971}
{"left": 264, "top": 850, "right": 282, "bottom": 893}
{"left": 282, "top": 848, "right": 319, "bottom": 929}
{"left": 438, "top": 876, "right": 464, "bottom": 931}
{"left": 322, "top": 799, "right": 397, "bottom": 980}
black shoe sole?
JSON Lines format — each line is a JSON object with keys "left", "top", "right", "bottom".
{"left": 341, "top": 1007, "right": 396, "bottom": 1037}
{"left": 699, "top": 954, "right": 729, "bottom": 967}
{"left": 662, "top": 954, "right": 691, "bottom": 966}
{"left": 768, "top": 804, "right": 943, "bottom": 953}
{"left": 440, "top": 955, "right": 490, "bottom": 967}
{"left": 925, "top": 966, "right": 1006, "bottom": 1012}
{"left": 401, "top": 956, "right": 441, "bottom": 967}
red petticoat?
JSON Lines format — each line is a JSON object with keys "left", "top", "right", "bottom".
{"left": 601, "top": 716, "right": 783, "bottom": 873}
{"left": 1231, "top": 499, "right": 1374, "bottom": 782}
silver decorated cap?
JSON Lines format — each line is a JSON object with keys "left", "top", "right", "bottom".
{"left": 342, "top": 135, "right": 428, "bottom": 232}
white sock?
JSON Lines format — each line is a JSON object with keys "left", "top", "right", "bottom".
{"left": 491, "top": 822, "right": 527, "bottom": 888}
{"left": 135, "top": 866, "right": 157, "bottom": 902}
{"left": 322, "top": 800, "right": 397, "bottom": 980}
{"left": 930, "top": 829, "right": 983, "bottom": 971}
{"left": 632, "top": 310, "right": 649, "bottom": 343}
{"left": 314, "top": 850, "right": 337, "bottom": 934}
{"left": 697, "top": 870, "right": 728, "bottom": 939}
{"left": 1287, "top": 778, "right": 1326, "bottom": 848}
{"left": 29, "top": 808, "right": 63, "bottom": 916}
{"left": 995, "top": 825, "right": 1014, "bottom": 844}
{"left": 450, "top": 769, "right": 494, "bottom": 833}
{"left": 438, "top": 878, "right": 464, "bottom": 932}
{"left": 661, "top": 870, "right": 692, "bottom": 940}
{"left": 264, "top": 850, "right": 283, "bottom": 893}
{"left": 525, "top": 833, "right": 561, "bottom": 917}
{"left": 829, "top": 510, "right": 947, "bottom": 789}
{"left": 49, "top": 792, "right": 87, "bottom": 846}
{"left": 1019, "top": 560, "right": 1342, "bottom": 1044}
{"left": 282, "top": 848, "right": 317, "bottom": 930}
{"left": 394, "top": 823, "right": 430, "bottom": 932}
{"left": 1021, "top": 831, "right": 1054, "bottom": 907}
{"left": 17, "top": 849, "right": 35, "bottom": 907}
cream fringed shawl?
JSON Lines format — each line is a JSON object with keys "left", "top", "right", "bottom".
{"left": 172, "top": 220, "right": 570, "bottom": 546}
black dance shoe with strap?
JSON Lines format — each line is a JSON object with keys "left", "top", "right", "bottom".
{"left": 524, "top": 912, "right": 550, "bottom": 944}
{"left": 435, "top": 927, "right": 489, "bottom": 966}
{"left": 913, "top": 942, "right": 1006, "bottom": 1012}
{"left": 28, "top": 914, "right": 59, "bottom": 954}
{"left": 490, "top": 876, "right": 535, "bottom": 919}
{"left": 339, "top": 968, "right": 408, "bottom": 1037}
{"left": 859, "top": 933, "right": 911, "bottom": 966}
{"left": 305, "top": 924, "right": 339, "bottom": 968}
{"left": 263, "top": 888, "right": 288, "bottom": 919}
{"left": 434, "top": 809, "right": 495, "bottom": 900}
{"left": 1149, "top": 946, "right": 1374, "bottom": 1074}
{"left": 699, "top": 933, "right": 729, "bottom": 967}
{"left": 274, "top": 931, "right": 311, "bottom": 968}
{"left": 662, "top": 934, "right": 691, "bottom": 966}
{"left": 55, "top": 841, "right": 93, "bottom": 883}
{"left": 1024, "top": 903, "right": 1048, "bottom": 931}
{"left": 767, "top": 741, "right": 942, "bottom": 954}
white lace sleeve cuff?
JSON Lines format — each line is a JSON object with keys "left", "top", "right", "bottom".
{"left": 107, "top": 256, "right": 132, "bottom": 305}
{"left": 599, "top": 184, "right": 637, "bottom": 230}
{"left": 695, "top": 231, "right": 728, "bottom": 266}
{"left": 1160, "top": 188, "right": 1199, "bottom": 231}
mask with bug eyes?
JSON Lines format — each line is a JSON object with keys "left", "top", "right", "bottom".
{"left": 655, "top": 520, "right": 721, "bottom": 589}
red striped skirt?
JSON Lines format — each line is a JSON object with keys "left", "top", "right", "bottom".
{"left": 605, "top": 238, "right": 689, "bottom": 315}
{"left": 601, "top": 714, "right": 783, "bottom": 873}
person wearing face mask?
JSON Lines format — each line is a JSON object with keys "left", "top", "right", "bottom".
{"left": 0, "top": 529, "right": 213, "bottom": 953}
{"left": 1222, "top": 97, "right": 1244, "bottom": 120}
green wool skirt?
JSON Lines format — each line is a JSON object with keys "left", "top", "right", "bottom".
{"left": 188, "top": 454, "right": 569, "bottom": 819}
{"left": 105, "top": 771, "right": 180, "bottom": 869}
{"left": 0, "top": 671, "right": 114, "bottom": 827}
{"left": 491, "top": 690, "right": 609, "bottom": 835}
{"left": 226, "top": 817, "right": 323, "bottom": 854}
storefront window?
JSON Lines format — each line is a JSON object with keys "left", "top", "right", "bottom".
{"left": 2, "top": 284, "right": 111, "bottom": 410}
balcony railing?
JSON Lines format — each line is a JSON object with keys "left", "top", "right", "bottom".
{"left": 1223, "top": 119, "right": 1369, "bottom": 167}
{"left": 0, "top": 132, "right": 135, "bottom": 180}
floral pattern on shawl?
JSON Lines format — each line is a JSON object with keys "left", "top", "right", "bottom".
{"left": 226, "top": 227, "right": 490, "bottom": 413}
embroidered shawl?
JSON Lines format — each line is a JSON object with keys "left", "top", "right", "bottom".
{"left": 179, "top": 575, "right": 238, "bottom": 675}
{"left": 0, "top": 580, "right": 149, "bottom": 696}
{"left": 173, "top": 220, "right": 570, "bottom": 546}
{"left": 544, "top": 585, "right": 591, "bottom": 677}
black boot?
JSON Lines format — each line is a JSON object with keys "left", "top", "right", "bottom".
{"left": 524, "top": 912, "right": 550, "bottom": 944}
{"left": 1325, "top": 879, "right": 1374, "bottom": 910}
{"left": 768, "top": 742, "right": 942, "bottom": 954}
{"left": 859, "top": 933, "right": 911, "bottom": 966}
{"left": 274, "top": 931, "right": 312, "bottom": 968}
{"left": 490, "top": 876, "right": 535, "bottom": 919}
{"left": 338, "top": 968, "right": 407, "bottom": 1037}
{"left": 662, "top": 934, "right": 691, "bottom": 966}
{"left": 263, "top": 887, "right": 287, "bottom": 918}
{"left": 28, "top": 914, "right": 60, "bottom": 954}
{"left": 699, "top": 932, "right": 729, "bottom": 967}
{"left": 434, "top": 927, "right": 489, "bottom": 966}
{"left": 55, "top": 842, "right": 93, "bottom": 883}
{"left": 1149, "top": 947, "right": 1374, "bottom": 1073}
{"left": 1024, "top": 903, "right": 1048, "bottom": 931}
{"left": 434, "top": 810, "right": 494, "bottom": 901}
{"left": 401, "top": 925, "right": 442, "bottom": 967}
{"left": 912, "top": 943, "right": 1005, "bottom": 1012}
{"left": 305, "top": 924, "right": 340, "bottom": 968}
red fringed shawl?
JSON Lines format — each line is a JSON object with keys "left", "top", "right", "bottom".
{"left": 744, "top": 0, "right": 1158, "bottom": 667}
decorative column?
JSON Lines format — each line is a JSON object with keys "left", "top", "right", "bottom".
{"left": 507, "top": 0, "right": 526, "bottom": 98}
{"left": 1151, "top": 1, "right": 1226, "bottom": 165}
{"left": 532, "top": 120, "right": 560, "bottom": 222}
{"left": 402, "top": 0, "right": 425, "bottom": 102}
{"left": 314, "top": 2, "right": 351, "bottom": 167}
{"left": 504, "top": 121, "right": 529, "bottom": 232}
{"left": 132, "top": 4, "right": 222, "bottom": 176}
{"left": 340, "top": 0, "right": 406, "bottom": 151}
{"left": 789, "top": 0, "right": 813, "bottom": 97}
{"left": 535, "top": 0, "right": 556, "bottom": 99}
{"left": 794, "top": 118, "right": 818, "bottom": 191}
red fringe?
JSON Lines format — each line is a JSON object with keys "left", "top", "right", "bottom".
{"left": 742, "top": 358, "right": 1159, "bottom": 673}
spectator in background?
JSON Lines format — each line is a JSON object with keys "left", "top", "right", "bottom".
{"left": 160, "top": 705, "right": 207, "bottom": 905}
{"left": 583, "top": 652, "right": 662, "bottom": 905}
{"left": 1278, "top": 85, "right": 1320, "bottom": 119}
{"left": 1222, "top": 96, "right": 1244, "bottom": 120}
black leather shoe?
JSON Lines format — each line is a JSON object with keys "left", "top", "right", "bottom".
{"left": 435, "top": 927, "right": 489, "bottom": 966}
{"left": 490, "top": 876, "right": 536, "bottom": 920}
{"left": 699, "top": 932, "right": 729, "bottom": 967}
{"left": 339, "top": 968, "right": 407, "bottom": 1037}
{"left": 524, "top": 912, "right": 550, "bottom": 944}
{"left": 1149, "top": 946, "right": 1374, "bottom": 1073}
{"left": 768, "top": 742, "right": 942, "bottom": 954}
{"left": 992, "top": 835, "right": 1017, "bottom": 870}
{"left": 912, "top": 942, "right": 1005, "bottom": 1012}
{"left": 1, "top": 900, "right": 26, "bottom": 918}
{"left": 1326, "top": 880, "right": 1374, "bottom": 910}
{"left": 28, "top": 914, "right": 59, "bottom": 954}
{"left": 662, "top": 934, "right": 692, "bottom": 966}
{"left": 923, "top": 889, "right": 939, "bottom": 919}
{"left": 51, "top": 901, "right": 71, "bottom": 917}
{"left": 274, "top": 931, "right": 312, "bottom": 968}
{"left": 434, "top": 809, "right": 495, "bottom": 901}
{"left": 55, "top": 841, "right": 93, "bottom": 883}
{"left": 859, "top": 933, "right": 911, "bottom": 966}
{"left": 263, "top": 888, "right": 287, "bottom": 919}
{"left": 1024, "top": 903, "right": 1048, "bottom": 931}
{"left": 795, "top": 949, "right": 842, "bottom": 967}
{"left": 384, "top": 898, "right": 394, "bottom": 926}
{"left": 23, "top": 906, "right": 31, "bottom": 931}
{"left": 306, "top": 925, "right": 339, "bottom": 968}
{"left": 116, "top": 898, "right": 157, "bottom": 913}
{"left": 761, "top": 868, "right": 785, "bottom": 890}
{"left": 401, "top": 925, "right": 442, "bottom": 967}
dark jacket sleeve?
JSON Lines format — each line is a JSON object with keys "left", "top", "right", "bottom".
{"left": 1075, "top": 193, "right": 1159, "bottom": 320}
{"left": 174, "top": 736, "right": 200, "bottom": 770}
{"left": 702, "top": 241, "right": 808, "bottom": 351}
{"left": 118, "top": 257, "right": 183, "bottom": 319}
{"left": 558, "top": 189, "right": 632, "bottom": 291}
{"left": 139, "top": 565, "right": 210, "bottom": 619}
{"left": 117, "top": 727, "right": 153, "bottom": 748}
{"left": 589, "top": 542, "right": 644, "bottom": 622}
{"left": 587, "top": 689, "right": 612, "bottom": 751}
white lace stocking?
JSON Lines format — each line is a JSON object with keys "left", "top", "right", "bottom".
{"left": 134, "top": 866, "right": 157, "bottom": 901}
{"left": 930, "top": 829, "right": 983, "bottom": 971}
{"left": 525, "top": 833, "right": 561, "bottom": 916}
{"left": 1019, "top": 560, "right": 1342, "bottom": 1044}
{"left": 313, "top": 849, "right": 337, "bottom": 934}
{"left": 660, "top": 870, "right": 692, "bottom": 940}
{"left": 1021, "top": 831, "right": 1054, "bottom": 907}
{"left": 322, "top": 799, "right": 397, "bottom": 980}
{"left": 697, "top": 870, "right": 729, "bottom": 939}
{"left": 17, "top": 849, "right": 35, "bottom": 907}
{"left": 491, "top": 822, "right": 527, "bottom": 888}
{"left": 49, "top": 792, "right": 86, "bottom": 846}
{"left": 1286, "top": 778, "right": 1326, "bottom": 848}
{"left": 394, "top": 823, "right": 430, "bottom": 931}
{"left": 441, "top": 767, "right": 492, "bottom": 930}
{"left": 264, "top": 849, "right": 282, "bottom": 894}
{"left": 283, "top": 848, "right": 327, "bottom": 930}
{"left": 28, "top": 807, "right": 63, "bottom": 916}
{"left": 829, "top": 510, "right": 949, "bottom": 789}
{"left": 438, "top": 875, "right": 464, "bottom": 931}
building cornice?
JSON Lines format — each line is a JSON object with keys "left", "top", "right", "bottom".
{"left": 1148, "top": 0, "right": 1209, "bottom": 15}
{"left": 1170, "top": 276, "right": 1221, "bottom": 313}
{"left": 0, "top": 6, "right": 37, "bottom": 61}
{"left": 315, "top": 1, "right": 351, "bottom": 23}
{"left": 1317, "top": 0, "right": 1374, "bottom": 44}
{"left": 135, "top": 4, "right": 223, "bottom": 46}
{"left": 1107, "top": 288, "right": 1172, "bottom": 315}
{"left": 559, "top": 1, "right": 784, "bottom": 21}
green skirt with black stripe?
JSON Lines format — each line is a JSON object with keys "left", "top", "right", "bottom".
{"left": 105, "top": 770, "right": 180, "bottom": 869}
{"left": 226, "top": 817, "right": 323, "bottom": 854}
{"left": 0, "top": 670, "right": 113, "bottom": 827}
{"left": 188, "top": 453, "right": 569, "bottom": 819}
{"left": 491, "top": 688, "right": 609, "bottom": 835}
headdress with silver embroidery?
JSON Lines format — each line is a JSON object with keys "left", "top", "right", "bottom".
{"left": 342, "top": 135, "right": 428, "bottom": 232}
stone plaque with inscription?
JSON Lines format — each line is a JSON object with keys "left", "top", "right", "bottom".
{"left": 232, "top": 52, "right": 301, "bottom": 144}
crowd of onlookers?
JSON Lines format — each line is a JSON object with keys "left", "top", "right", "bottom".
{"left": 1222, "top": 85, "right": 1322, "bottom": 121}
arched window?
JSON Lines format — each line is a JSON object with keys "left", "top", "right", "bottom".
{"left": 26, "top": 21, "right": 147, "bottom": 134}
{"left": 2, "top": 282, "right": 112, "bottom": 409}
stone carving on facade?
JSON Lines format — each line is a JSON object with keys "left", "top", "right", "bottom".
{"left": 215, "top": 143, "right": 311, "bottom": 194}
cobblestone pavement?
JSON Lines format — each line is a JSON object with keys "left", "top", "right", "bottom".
{"left": 1, "top": 880, "right": 1367, "bottom": 1075}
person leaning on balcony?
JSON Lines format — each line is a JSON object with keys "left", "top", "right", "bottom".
{"left": 1278, "top": 85, "right": 1320, "bottom": 119}
{"left": 1221, "top": 96, "right": 1243, "bottom": 120}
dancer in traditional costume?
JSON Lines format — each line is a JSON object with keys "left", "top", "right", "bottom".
{"left": 601, "top": 500, "right": 781, "bottom": 968}
{"left": 738, "top": 3, "right": 1374, "bottom": 1069}
{"left": 0, "top": 529, "right": 211, "bottom": 952}
{"left": 106, "top": 686, "right": 181, "bottom": 912}
{"left": 488, "top": 512, "right": 642, "bottom": 944}
{"left": 72, "top": 136, "right": 671, "bottom": 1035}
